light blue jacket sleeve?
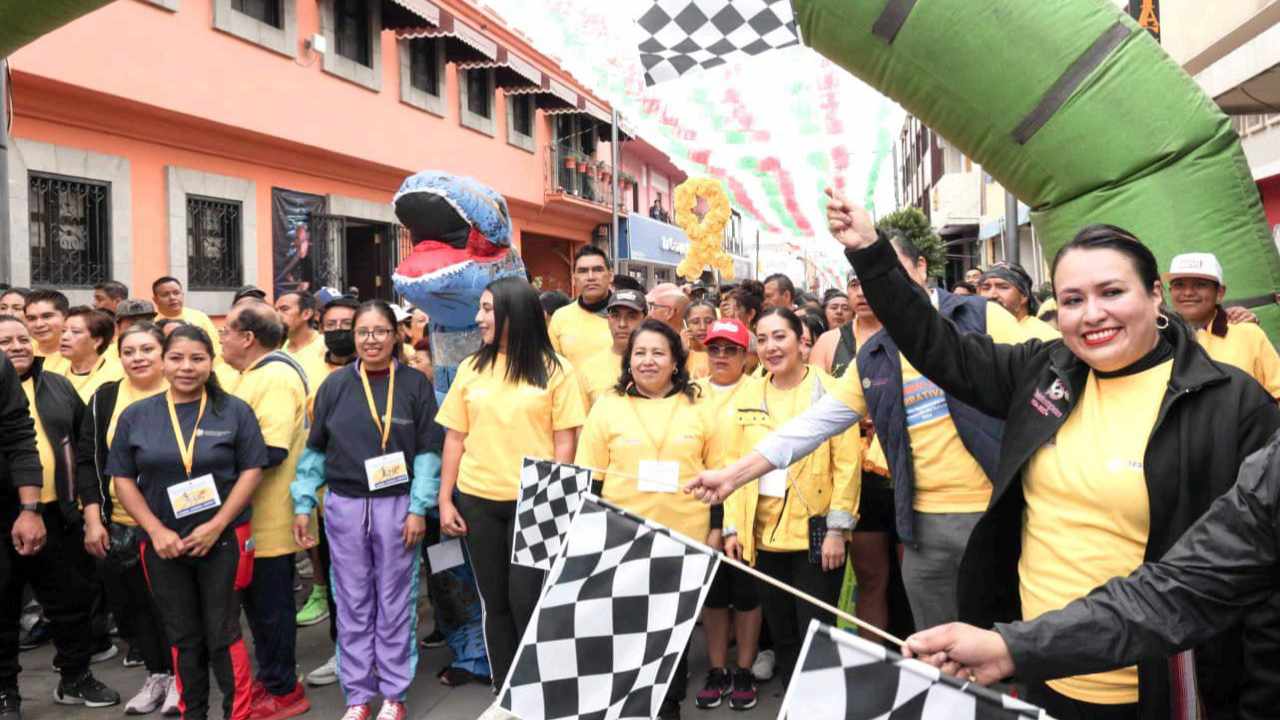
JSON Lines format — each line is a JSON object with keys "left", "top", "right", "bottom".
{"left": 410, "top": 452, "right": 442, "bottom": 516}
{"left": 291, "top": 448, "right": 327, "bottom": 515}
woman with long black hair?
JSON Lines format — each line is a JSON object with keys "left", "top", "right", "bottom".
{"left": 437, "top": 277, "right": 587, "bottom": 690}
{"left": 105, "top": 325, "right": 267, "bottom": 720}
{"left": 291, "top": 300, "right": 441, "bottom": 720}
{"left": 79, "top": 323, "right": 178, "bottom": 716}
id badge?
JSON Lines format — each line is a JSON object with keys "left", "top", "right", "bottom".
{"left": 365, "top": 451, "right": 410, "bottom": 492}
{"left": 167, "top": 474, "right": 222, "bottom": 519}
{"left": 760, "top": 468, "right": 788, "bottom": 498}
{"left": 637, "top": 460, "right": 680, "bottom": 494}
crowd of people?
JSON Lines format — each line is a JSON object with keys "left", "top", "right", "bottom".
{"left": 0, "top": 186, "right": 1277, "bottom": 720}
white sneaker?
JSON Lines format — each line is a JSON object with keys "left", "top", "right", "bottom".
{"left": 751, "top": 649, "right": 776, "bottom": 682}
{"left": 125, "top": 673, "right": 169, "bottom": 716}
{"left": 160, "top": 676, "right": 181, "bottom": 716}
{"left": 375, "top": 700, "right": 406, "bottom": 720}
{"left": 90, "top": 643, "right": 119, "bottom": 664}
{"left": 306, "top": 654, "right": 338, "bottom": 687}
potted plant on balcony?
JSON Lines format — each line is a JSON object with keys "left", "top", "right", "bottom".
{"left": 597, "top": 161, "right": 610, "bottom": 182}
{"left": 562, "top": 152, "right": 578, "bottom": 170}
{"left": 619, "top": 171, "right": 636, "bottom": 192}
{"left": 577, "top": 155, "right": 592, "bottom": 173}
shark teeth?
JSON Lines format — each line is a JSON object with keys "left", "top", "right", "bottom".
{"left": 392, "top": 260, "right": 477, "bottom": 287}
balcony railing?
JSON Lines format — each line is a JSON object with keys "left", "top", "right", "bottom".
{"left": 545, "top": 146, "right": 627, "bottom": 211}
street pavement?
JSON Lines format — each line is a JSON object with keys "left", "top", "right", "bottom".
{"left": 14, "top": 573, "right": 787, "bottom": 720}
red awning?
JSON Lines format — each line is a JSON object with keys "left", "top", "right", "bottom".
{"left": 398, "top": 9, "right": 497, "bottom": 65}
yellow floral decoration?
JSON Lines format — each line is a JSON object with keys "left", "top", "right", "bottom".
{"left": 673, "top": 177, "right": 735, "bottom": 281}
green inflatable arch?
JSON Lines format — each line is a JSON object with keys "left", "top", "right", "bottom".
{"left": 795, "top": 0, "right": 1280, "bottom": 338}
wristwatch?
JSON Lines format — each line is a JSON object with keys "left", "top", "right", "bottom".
{"left": 18, "top": 503, "right": 39, "bottom": 514}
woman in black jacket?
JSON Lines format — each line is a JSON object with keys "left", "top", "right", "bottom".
{"left": 822, "top": 195, "right": 1280, "bottom": 719}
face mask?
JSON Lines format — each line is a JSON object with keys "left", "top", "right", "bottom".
{"left": 324, "top": 329, "right": 356, "bottom": 358}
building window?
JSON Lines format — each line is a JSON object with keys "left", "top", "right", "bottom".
{"left": 459, "top": 68, "right": 495, "bottom": 136}
{"left": 186, "top": 196, "right": 243, "bottom": 290}
{"left": 27, "top": 174, "right": 111, "bottom": 288}
{"left": 506, "top": 94, "right": 536, "bottom": 152}
{"left": 334, "top": 0, "right": 371, "bottom": 66}
{"left": 409, "top": 39, "right": 440, "bottom": 95}
{"left": 231, "top": 0, "right": 281, "bottom": 27}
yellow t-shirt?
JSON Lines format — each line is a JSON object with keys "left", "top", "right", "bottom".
{"left": 106, "top": 379, "right": 169, "bottom": 526}
{"left": 21, "top": 379, "right": 56, "bottom": 504}
{"left": 1196, "top": 317, "right": 1280, "bottom": 399}
{"left": 36, "top": 350, "right": 70, "bottom": 376}
{"left": 576, "top": 392, "right": 714, "bottom": 540}
{"left": 828, "top": 302, "right": 1027, "bottom": 512}
{"left": 1020, "top": 360, "right": 1171, "bottom": 705}
{"left": 437, "top": 353, "right": 587, "bottom": 502}
{"left": 234, "top": 356, "right": 308, "bottom": 558}
{"left": 285, "top": 333, "right": 330, "bottom": 397}
{"left": 695, "top": 376, "right": 758, "bottom": 469}
{"left": 547, "top": 302, "right": 612, "bottom": 371}
{"left": 64, "top": 356, "right": 125, "bottom": 403}
{"left": 687, "top": 350, "right": 711, "bottom": 380}
{"left": 576, "top": 348, "right": 623, "bottom": 408}
{"left": 1037, "top": 298, "right": 1057, "bottom": 318}
{"left": 1019, "top": 315, "right": 1061, "bottom": 342}
{"left": 159, "top": 306, "right": 222, "bottom": 356}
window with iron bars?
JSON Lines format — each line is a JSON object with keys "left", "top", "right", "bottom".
{"left": 28, "top": 173, "right": 112, "bottom": 287}
{"left": 187, "top": 196, "right": 243, "bottom": 290}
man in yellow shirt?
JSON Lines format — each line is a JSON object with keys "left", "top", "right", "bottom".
{"left": 220, "top": 301, "right": 311, "bottom": 719}
{"left": 23, "top": 289, "right": 71, "bottom": 375}
{"left": 92, "top": 281, "right": 129, "bottom": 316}
{"left": 276, "top": 291, "right": 328, "bottom": 392}
{"left": 978, "top": 263, "right": 1059, "bottom": 342}
{"left": 577, "top": 289, "right": 645, "bottom": 407}
{"left": 151, "top": 276, "right": 222, "bottom": 356}
{"left": 547, "top": 245, "right": 613, "bottom": 370}
{"left": 1166, "top": 253, "right": 1280, "bottom": 399}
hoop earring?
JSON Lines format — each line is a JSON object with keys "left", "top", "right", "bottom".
{"left": 1155, "top": 313, "right": 1170, "bottom": 330}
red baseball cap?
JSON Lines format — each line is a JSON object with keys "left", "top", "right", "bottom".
{"left": 703, "top": 318, "right": 750, "bottom": 349}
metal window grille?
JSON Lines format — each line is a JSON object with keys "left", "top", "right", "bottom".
{"left": 28, "top": 173, "right": 111, "bottom": 287}
{"left": 409, "top": 38, "right": 439, "bottom": 95}
{"left": 186, "top": 196, "right": 243, "bottom": 290}
{"left": 231, "top": 0, "right": 282, "bottom": 28}
{"left": 335, "top": 0, "right": 371, "bottom": 67}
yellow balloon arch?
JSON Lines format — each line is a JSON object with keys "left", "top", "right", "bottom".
{"left": 673, "top": 177, "right": 735, "bottom": 281}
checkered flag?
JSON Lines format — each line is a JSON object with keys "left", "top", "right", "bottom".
{"left": 781, "top": 620, "right": 1053, "bottom": 720}
{"left": 499, "top": 495, "right": 719, "bottom": 720}
{"left": 511, "top": 458, "right": 593, "bottom": 571}
{"left": 636, "top": 0, "right": 801, "bottom": 85}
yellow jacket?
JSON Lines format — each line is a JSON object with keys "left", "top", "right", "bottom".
{"left": 723, "top": 367, "right": 861, "bottom": 563}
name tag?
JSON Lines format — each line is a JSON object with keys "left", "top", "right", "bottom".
{"left": 760, "top": 468, "right": 788, "bottom": 498}
{"left": 365, "top": 451, "right": 410, "bottom": 492}
{"left": 637, "top": 460, "right": 680, "bottom": 494}
{"left": 167, "top": 474, "right": 222, "bottom": 519}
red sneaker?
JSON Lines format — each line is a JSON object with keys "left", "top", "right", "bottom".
{"left": 375, "top": 700, "right": 406, "bottom": 720}
{"left": 249, "top": 683, "right": 311, "bottom": 720}
{"left": 340, "top": 705, "right": 372, "bottom": 720}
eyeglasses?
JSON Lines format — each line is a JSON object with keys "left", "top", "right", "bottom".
{"left": 323, "top": 320, "right": 354, "bottom": 331}
{"left": 355, "top": 328, "right": 394, "bottom": 341}
{"left": 706, "top": 345, "right": 744, "bottom": 357}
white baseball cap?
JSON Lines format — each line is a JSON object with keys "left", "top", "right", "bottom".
{"left": 1165, "top": 252, "right": 1223, "bottom": 284}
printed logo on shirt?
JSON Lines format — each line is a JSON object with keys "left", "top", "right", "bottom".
{"left": 391, "top": 417, "right": 413, "bottom": 426}
{"left": 902, "top": 377, "right": 949, "bottom": 428}
{"left": 1106, "top": 458, "right": 1144, "bottom": 473}
{"left": 196, "top": 429, "right": 232, "bottom": 438}
{"left": 1030, "top": 378, "right": 1070, "bottom": 418}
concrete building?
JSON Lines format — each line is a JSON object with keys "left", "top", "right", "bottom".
{"left": 2, "top": 0, "right": 656, "bottom": 309}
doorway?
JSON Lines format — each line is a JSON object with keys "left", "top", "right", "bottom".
{"left": 345, "top": 221, "right": 393, "bottom": 302}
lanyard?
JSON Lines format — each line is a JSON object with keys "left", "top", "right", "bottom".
{"left": 359, "top": 361, "right": 396, "bottom": 452}
{"left": 626, "top": 396, "right": 676, "bottom": 460}
{"left": 166, "top": 390, "right": 207, "bottom": 478}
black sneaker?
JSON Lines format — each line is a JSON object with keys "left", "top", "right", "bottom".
{"left": 122, "top": 645, "right": 145, "bottom": 668}
{"left": 53, "top": 672, "right": 120, "bottom": 708}
{"left": 17, "top": 622, "right": 48, "bottom": 652}
{"left": 0, "top": 687, "right": 20, "bottom": 720}
{"left": 657, "top": 699, "right": 681, "bottom": 720}
{"left": 694, "top": 668, "right": 730, "bottom": 709}
{"left": 420, "top": 628, "right": 446, "bottom": 649}
{"left": 728, "top": 668, "right": 758, "bottom": 711}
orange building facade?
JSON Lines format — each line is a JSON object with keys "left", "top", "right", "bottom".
{"left": 3, "top": 0, "right": 635, "bottom": 312}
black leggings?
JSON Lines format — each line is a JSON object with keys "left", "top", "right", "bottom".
{"left": 103, "top": 547, "right": 170, "bottom": 675}
{"left": 457, "top": 492, "right": 545, "bottom": 688}
{"left": 755, "top": 549, "right": 843, "bottom": 684}
{"left": 143, "top": 524, "right": 254, "bottom": 720}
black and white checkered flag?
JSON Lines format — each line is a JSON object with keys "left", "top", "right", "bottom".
{"left": 511, "top": 458, "right": 593, "bottom": 571}
{"left": 636, "top": 0, "right": 801, "bottom": 85}
{"left": 499, "top": 496, "right": 719, "bottom": 720}
{"left": 781, "top": 620, "right": 1054, "bottom": 720}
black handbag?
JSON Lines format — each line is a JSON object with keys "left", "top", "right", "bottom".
{"left": 106, "top": 523, "right": 143, "bottom": 570}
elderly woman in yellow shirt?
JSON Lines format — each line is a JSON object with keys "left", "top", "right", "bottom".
{"left": 721, "top": 307, "right": 861, "bottom": 691}
{"left": 575, "top": 318, "right": 721, "bottom": 720}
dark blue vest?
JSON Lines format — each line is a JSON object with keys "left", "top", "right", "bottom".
{"left": 854, "top": 289, "right": 1004, "bottom": 543}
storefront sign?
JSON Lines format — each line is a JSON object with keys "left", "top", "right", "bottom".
{"left": 624, "top": 214, "right": 688, "bottom": 267}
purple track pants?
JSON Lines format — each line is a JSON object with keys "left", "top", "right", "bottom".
{"left": 324, "top": 491, "right": 422, "bottom": 705}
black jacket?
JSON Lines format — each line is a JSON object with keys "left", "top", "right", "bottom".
{"left": 998, "top": 428, "right": 1280, "bottom": 683}
{"left": 75, "top": 379, "right": 122, "bottom": 523}
{"left": 0, "top": 353, "right": 42, "bottom": 507}
{"left": 848, "top": 237, "right": 1280, "bottom": 719}
{"left": 0, "top": 358, "right": 87, "bottom": 526}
